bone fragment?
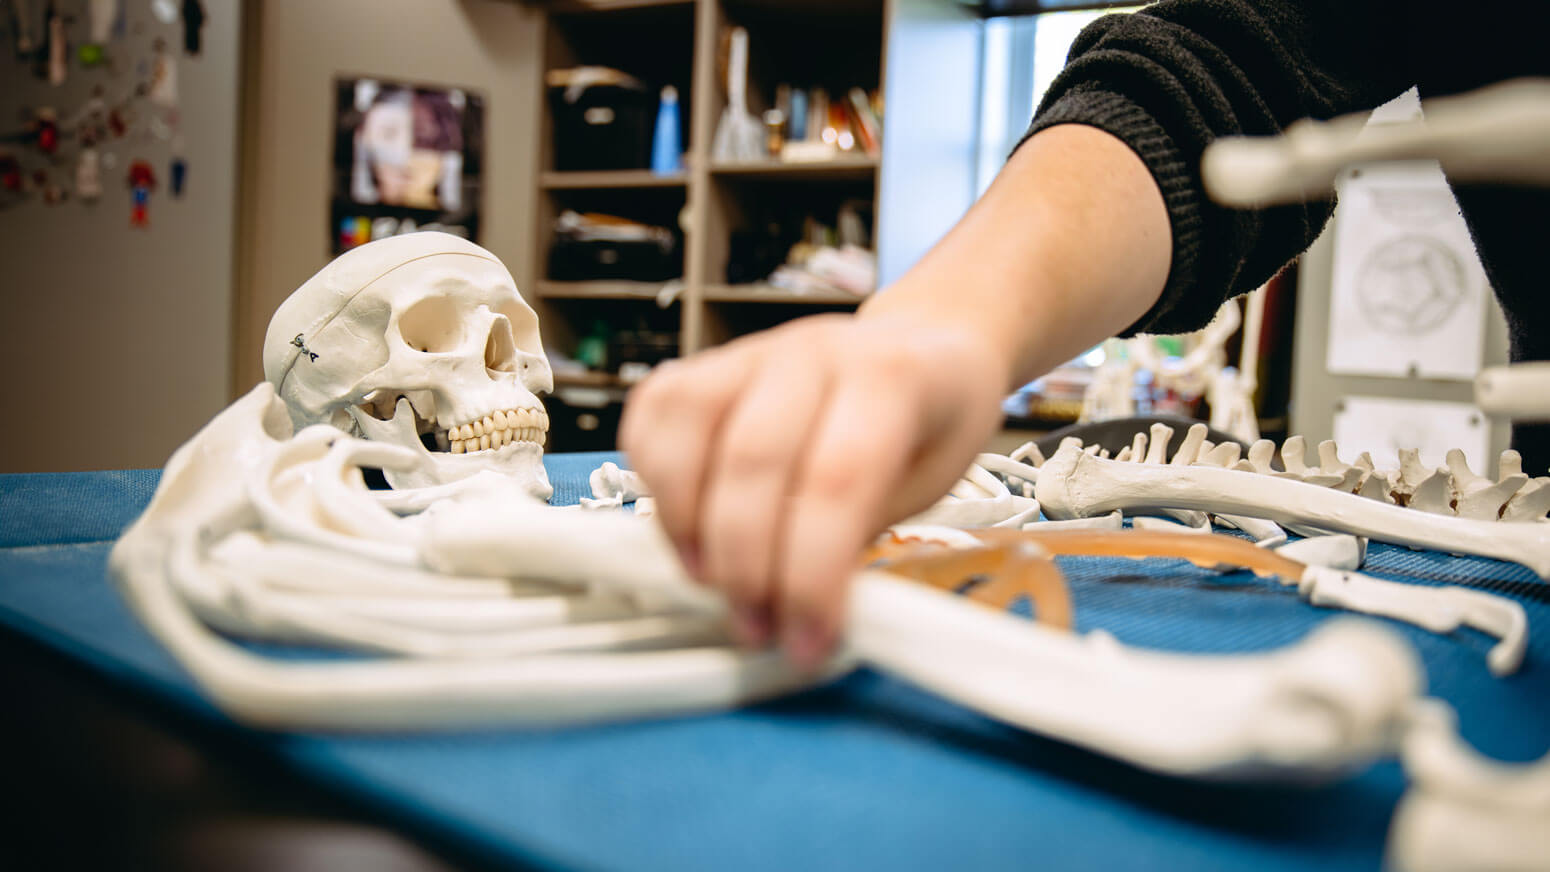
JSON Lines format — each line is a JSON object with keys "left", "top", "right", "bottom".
{"left": 1129, "top": 431, "right": 1148, "bottom": 463}
{"left": 1389, "top": 701, "right": 1550, "bottom": 872}
{"left": 976, "top": 453, "right": 1042, "bottom": 488}
{"left": 1133, "top": 516, "right": 1211, "bottom": 534}
{"left": 1502, "top": 478, "right": 1550, "bottom": 522}
{"left": 1297, "top": 567, "right": 1525, "bottom": 677}
{"left": 1171, "top": 423, "right": 1209, "bottom": 466}
{"left": 1282, "top": 436, "right": 1310, "bottom": 476}
{"left": 1247, "top": 439, "right": 1276, "bottom": 475}
{"left": 1213, "top": 514, "right": 1287, "bottom": 546}
{"left": 1275, "top": 535, "right": 1366, "bottom": 571}
{"left": 1143, "top": 423, "right": 1173, "bottom": 465}
{"left": 1410, "top": 470, "right": 1456, "bottom": 516}
{"left": 1498, "top": 449, "right": 1523, "bottom": 480}
{"left": 1318, "top": 440, "right": 1350, "bottom": 477}
{"left": 589, "top": 461, "right": 649, "bottom": 503}
{"left": 1456, "top": 474, "right": 1529, "bottom": 521}
{"left": 1008, "top": 441, "right": 1045, "bottom": 466}
{"left": 1023, "top": 511, "right": 1123, "bottom": 531}
{"left": 1203, "top": 442, "right": 1242, "bottom": 468}
{"left": 1358, "top": 471, "right": 1397, "bottom": 504}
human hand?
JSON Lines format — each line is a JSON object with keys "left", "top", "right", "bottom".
{"left": 619, "top": 313, "right": 1010, "bottom": 669}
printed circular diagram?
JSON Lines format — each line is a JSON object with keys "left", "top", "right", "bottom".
{"left": 1356, "top": 235, "right": 1468, "bottom": 335}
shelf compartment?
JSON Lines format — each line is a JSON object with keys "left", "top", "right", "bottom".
{"left": 536, "top": 280, "right": 679, "bottom": 301}
{"left": 541, "top": 170, "right": 688, "bottom": 189}
{"left": 709, "top": 157, "right": 879, "bottom": 181}
{"left": 703, "top": 283, "right": 865, "bottom": 306}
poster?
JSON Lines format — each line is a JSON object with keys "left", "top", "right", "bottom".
{"left": 1325, "top": 161, "right": 1489, "bottom": 380}
{"left": 331, "top": 77, "right": 483, "bottom": 254}
{"left": 1332, "top": 395, "right": 1490, "bottom": 474}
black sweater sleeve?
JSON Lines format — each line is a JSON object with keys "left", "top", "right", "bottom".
{"left": 1022, "top": 0, "right": 1419, "bottom": 335}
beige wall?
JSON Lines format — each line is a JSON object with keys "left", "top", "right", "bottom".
{"left": 0, "top": 1, "right": 242, "bottom": 473}
{"left": 235, "top": 0, "right": 545, "bottom": 390}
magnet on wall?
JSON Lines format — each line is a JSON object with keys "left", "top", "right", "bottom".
{"left": 35, "top": 168, "right": 66, "bottom": 204}
{"left": 76, "top": 147, "right": 102, "bottom": 200}
{"left": 127, "top": 158, "right": 155, "bottom": 227}
{"left": 170, "top": 155, "right": 186, "bottom": 197}
{"left": 1, "top": 153, "right": 23, "bottom": 193}
{"left": 339, "top": 216, "right": 371, "bottom": 250}
{"left": 88, "top": 0, "right": 119, "bottom": 44}
{"left": 77, "top": 42, "right": 104, "bottom": 66}
{"left": 181, "top": 0, "right": 204, "bottom": 56}
{"left": 45, "top": 0, "right": 64, "bottom": 85}
{"left": 13, "top": 0, "right": 36, "bottom": 53}
{"left": 71, "top": 86, "right": 108, "bottom": 142}
{"left": 33, "top": 107, "right": 59, "bottom": 155}
{"left": 147, "top": 37, "right": 177, "bottom": 108}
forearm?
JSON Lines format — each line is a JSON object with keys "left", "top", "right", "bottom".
{"left": 860, "top": 123, "right": 1171, "bottom": 389}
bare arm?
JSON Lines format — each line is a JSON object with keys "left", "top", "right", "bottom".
{"left": 862, "top": 124, "right": 1171, "bottom": 387}
{"left": 620, "top": 124, "right": 1169, "bottom": 668}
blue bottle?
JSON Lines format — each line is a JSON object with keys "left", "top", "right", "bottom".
{"left": 652, "top": 85, "right": 682, "bottom": 174}
{"left": 789, "top": 89, "right": 808, "bottom": 141}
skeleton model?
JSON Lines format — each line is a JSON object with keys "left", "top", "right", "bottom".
{"left": 1079, "top": 293, "right": 1264, "bottom": 443}
{"left": 109, "top": 74, "right": 1550, "bottom": 871}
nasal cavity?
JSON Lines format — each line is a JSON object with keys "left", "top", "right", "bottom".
{"left": 485, "top": 317, "right": 519, "bottom": 372}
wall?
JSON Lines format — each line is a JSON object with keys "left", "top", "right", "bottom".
{"left": 0, "top": 0, "right": 242, "bottom": 472}
{"left": 234, "top": 0, "right": 545, "bottom": 391}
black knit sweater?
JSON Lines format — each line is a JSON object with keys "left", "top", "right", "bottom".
{"left": 1024, "top": 0, "right": 1549, "bottom": 471}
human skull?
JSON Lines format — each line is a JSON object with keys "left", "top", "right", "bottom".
{"left": 262, "top": 232, "right": 553, "bottom": 498}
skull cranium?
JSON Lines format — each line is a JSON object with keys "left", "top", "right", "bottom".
{"left": 263, "top": 232, "right": 553, "bottom": 498}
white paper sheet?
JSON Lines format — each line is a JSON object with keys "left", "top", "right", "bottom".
{"left": 1332, "top": 395, "right": 1490, "bottom": 474}
{"left": 1326, "top": 161, "right": 1488, "bottom": 380}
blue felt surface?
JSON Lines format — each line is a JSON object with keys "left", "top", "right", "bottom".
{"left": 2, "top": 453, "right": 1548, "bottom": 871}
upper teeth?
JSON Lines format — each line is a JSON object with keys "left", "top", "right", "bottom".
{"left": 445, "top": 407, "right": 549, "bottom": 454}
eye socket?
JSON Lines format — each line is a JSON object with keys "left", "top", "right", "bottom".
{"left": 396, "top": 296, "right": 465, "bottom": 353}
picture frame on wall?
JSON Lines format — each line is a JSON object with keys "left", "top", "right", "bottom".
{"left": 330, "top": 76, "right": 484, "bottom": 254}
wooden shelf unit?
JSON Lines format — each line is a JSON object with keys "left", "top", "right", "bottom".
{"left": 702, "top": 282, "right": 864, "bottom": 306}
{"left": 526, "top": 0, "right": 887, "bottom": 368}
{"left": 535, "top": 280, "right": 677, "bottom": 301}
{"left": 540, "top": 169, "right": 689, "bottom": 189}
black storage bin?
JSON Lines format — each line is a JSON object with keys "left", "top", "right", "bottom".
{"left": 545, "top": 395, "right": 624, "bottom": 452}
{"left": 550, "top": 83, "right": 655, "bottom": 171}
{"left": 610, "top": 328, "right": 679, "bottom": 368}
{"left": 549, "top": 230, "right": 682, "bottom": 282}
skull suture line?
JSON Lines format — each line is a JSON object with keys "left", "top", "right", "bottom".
{"left": 262, "top": 232, "right": 553, "bottom": 498}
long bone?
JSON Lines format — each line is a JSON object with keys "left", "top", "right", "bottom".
{"left": 114, "top": 384, "right": 1427, "bottom": 781}
{"left": 1202, "top": 78, "right": 1550, "bottom": 206}
{"left": 424, "top": 513, "right": 1430, "bottom": 778}
{"left": 1387, "top": 701, "right": 1550, "bottom": 872}
{"left": 1036, "top": 442, "right": 1550, "bottom": 578}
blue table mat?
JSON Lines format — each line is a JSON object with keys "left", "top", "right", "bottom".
{"left": 2, "top": 452, "right": 1548, "bottom": 871}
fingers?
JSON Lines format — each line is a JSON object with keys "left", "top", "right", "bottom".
{"left": 698, "top": 349, "right": 830, "bottom": 646}
{"left": 619, "top": 347, "right": 761, "bottom": 577}
{"left": 777, "top": 363, "right": 922, "bottom": 668}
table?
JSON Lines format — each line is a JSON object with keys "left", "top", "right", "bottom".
{"left": 2, "top": 453, "right": 1547, "bottom": 871}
